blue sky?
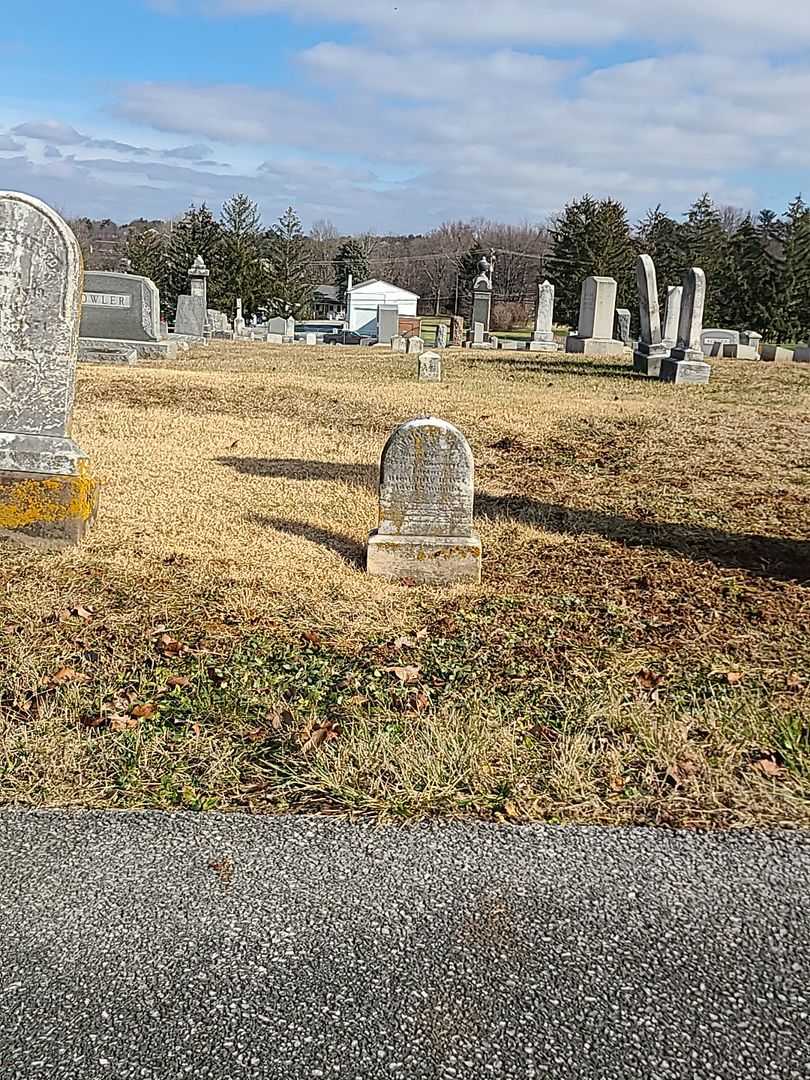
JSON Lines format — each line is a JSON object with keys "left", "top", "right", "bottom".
{"left": 2, "top": 0, "right": 810, "bottom": 231}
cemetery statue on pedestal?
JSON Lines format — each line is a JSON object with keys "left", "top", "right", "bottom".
{"left": 0, "top": 190, "right": 99, "bottom": 547}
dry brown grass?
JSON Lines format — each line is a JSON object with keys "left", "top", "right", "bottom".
{"left": 1, "top": 342, "right": 808, "bottom": 826}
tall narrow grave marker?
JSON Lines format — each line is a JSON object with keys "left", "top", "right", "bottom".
{"left": 633, "top": 255, "right": 670, "bottom": 376}
{"left": 660, "top": 268, "right": 711, "bottom": 385}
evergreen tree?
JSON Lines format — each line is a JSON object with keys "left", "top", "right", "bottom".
{"left": 635, "top": 206, "right": 686, "bottom": 301}
{"left": 756, "top": 209, "right": 787, "bottom": 340}
{"left": 721, "top": 216, "right": 766, "bottom": 331}
{"left": 166, "top": 203, "right": 222, "bottom": 314}
{"left": 265, "top": 205, "right": 314, "bottom": 318}
{"left": 591, "top": 198, "right": 635, "bottom": 311}
{"left": 333, "top": 240, "right": 369, "bottom": 303}
{"left": 219, "top": 193, "right": 268, "bottom": 318}
{"left": 780, "top": 195, "right": 810, "bottom": 342}
{"left": 546, "top": 194, "right": 600, "bottom": 326}
{"left": 681, "top": 194, "right": 728, "bottom": 324}
{"left": 457, "top": 241, "right": 486, "bottom": 311}
{"left": 126, "top": 227, "right": 169, "bottom": 301}
{"left": 547, "top": 195, "right": 634, "bottom": 327}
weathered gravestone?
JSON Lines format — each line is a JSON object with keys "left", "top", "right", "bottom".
{"left": 663, "top": 285, "right": 683, "bottom": 346}
{"left": 175, "top": 294, "right": 207, "bottom": 337}
{"left": 418, "top": 351, "right": 442, "bottom": 382}
{"left": 377, "top": 304, "right": 399, "bottom": 345}
{"left": 284, "top": 316, "right": 295, "bottom": 341}
{"left": 0, "top": 191, "right": 98, "bottom": 546}
{"left": 660, "top": 268, "right": 711, "bottom": 385}
{"left": 367, "top": 417, "right": 481, "bottom": 584}
{"left": 436, "top": 323, "right": 449, "bottom": 349}
{"left": 565, "top": 277, "right": 624, "bottom": 357}
{"left": 407, "top": 336, "right": 424, "bottom": 355}
{"left": 450, "top": 315, "right": 464, "bottom": 347}
{"left": 529, "top": 280, "right": 560, "bottom": 352}
{"left": 615, "top": 308, "right": 632, "bottom": 346}
{"left": 267, "top": 317, "right": 287, "bottom": 336}
{"left": 391, "top": 335, "right": 407, "bottom": 353}
{"left": 633, "top": 254, "right": 670, "bottom": 377}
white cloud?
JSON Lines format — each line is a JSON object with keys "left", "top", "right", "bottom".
{"left": 166, "top": 0, "right": 810, "bottom": 49}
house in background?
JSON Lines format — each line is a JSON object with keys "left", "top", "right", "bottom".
{"left": 346, "top": 279, "right": 420, "bottom": 335}
{"left": 312, "top": 285, "right": 342, "bottom": 320}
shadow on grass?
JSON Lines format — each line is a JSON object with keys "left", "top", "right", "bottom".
{"left": 254, "top": 515, "right": 366, "bottom": 568}
{"left": 468, "top": 356, "right": 642, "bottom": 381}
{"left": 474, "top": 492, "right": 810, "bottom": 584}
{"left": 223, "top": 457, "right": 809, "bottom": 583}
{"left": 218, "top": 456, "right": 376, "bottom": 489}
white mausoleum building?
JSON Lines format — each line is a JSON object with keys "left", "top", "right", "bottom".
{"left": 345, "top": 279, "right": 419, "bottom": 334}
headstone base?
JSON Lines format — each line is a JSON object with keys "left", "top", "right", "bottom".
{"left": 367, "top": 533, "right": 482, "bottom": 585}
{"left": 79, "top": 337, "right": 178, "bottom": 360}
{"left": 528, "top": 340, "right": 560, "bottom": 352}
{"left": 465, "top": 341, "right": 496, "bottom": 350}
{"left": 565, "top": 336, "right": 625, "bottom": 357}
{"left": 633, "top": 343, "right": 670, "bottom": 377}
{"left": 722, "top": 344, "right": 760, "bottom": 361}
{"left": 660, "top": 351, "right": 712, "bottom": 385}
{"left": 79, "top": 345, "right": 138, "bottom": 366}
{"left": 0, "top": 434, "right": 98, "bottom": 549}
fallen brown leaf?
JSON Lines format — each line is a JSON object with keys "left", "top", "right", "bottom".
{"left": 110, "top": 714, "right": 139, "bottom": 732}
{"left": 166, "top": 675, "right": 192, "bottom": 689}
{"left": 750, "top": 756, "right": 784, "bottom": 778}
{"left": 301, "top": 719, "right": 340, "bottom": 753}
{"left": 70, "top": 605, "right": 94, "bottom": 621}
{"left": 386, "top": 665, "right": 421, "bottom": 686}
{"left": 786, "top": 672, "right": 804, "bottom": 691}
{"left": 725, "top": 671, "right": 744, "bottom": 686}
{"left": 208, "top": 857, "right": 234, "bottom": 885}
{"left": 47, "top": 666, "right": 90, "bottom": 687}
{"left": 131, "top": 702, "right": 157, "bottom": 719}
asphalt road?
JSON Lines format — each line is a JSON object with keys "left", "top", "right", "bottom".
{"left": 0, "top": 810, "right": 808, "bottom": 1080}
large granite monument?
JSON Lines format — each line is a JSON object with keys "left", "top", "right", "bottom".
{"left": 529, "top": 280, "right": 560, "bottom": 352}
{"left": 660, "top": 268, "right": 711, "bottom": 385}
{"left": 79, "top": 270, "right": 176, "bottom": 360}
{"left": 0, "top": 191, "right": 98, "bottom": 546}
{"left": 367, "top": 417, "right": 481, "bottom": 584}
{"left": 565, "top": 277, "right": 624, "bottom": 357}
{"left": 633, "top": 255, "right": 670, "bottom": 377}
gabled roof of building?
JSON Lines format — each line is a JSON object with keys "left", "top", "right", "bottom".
{"left": 347, "top": 278, "right": 420, "bottom": 299}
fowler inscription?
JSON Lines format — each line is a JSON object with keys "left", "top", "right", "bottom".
{"left": 83, "top": 292, "right": 132, "bottom": 308}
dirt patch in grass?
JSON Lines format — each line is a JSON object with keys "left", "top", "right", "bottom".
{"left": 1, "top": 342, "right": 808, "bottom": 826}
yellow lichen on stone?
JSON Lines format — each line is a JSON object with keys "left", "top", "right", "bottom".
{"left": 0, "top": 473, "right": 97, "bottom": 529}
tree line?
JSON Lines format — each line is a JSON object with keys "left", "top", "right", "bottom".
{"left": 72, "top": 190, "right": 810, "bottom": 340}
{"left": 548, "top": 192, "right": 810, "bottom": 340}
